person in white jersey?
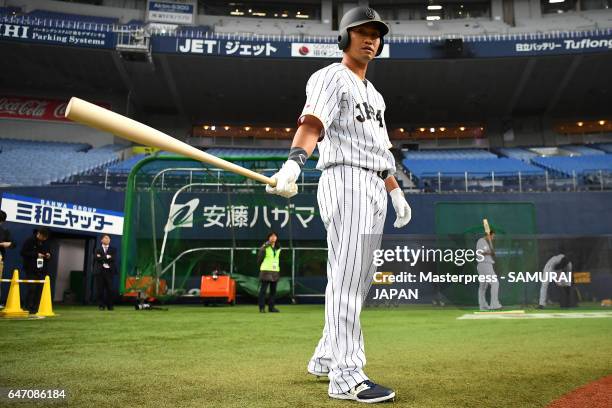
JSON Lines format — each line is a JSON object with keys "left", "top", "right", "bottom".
{"left": 266, "top": 6, "right": 412, "bottom": 404}
{"left": 476, "top": 230, "right": 502, "bottom": 311}
{"left": 539, "top": 254, "right": 572, "bottom": 309}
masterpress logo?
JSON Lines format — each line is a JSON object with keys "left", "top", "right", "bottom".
{"left": 164, "top": 198, "right": 199, "bottom": 232}
{"left": 564, "top": 38, "right": 612, "bottom": 50}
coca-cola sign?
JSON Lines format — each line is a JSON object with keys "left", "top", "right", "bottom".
{"left": 0, "top": 96, "right": 109, "bottom": 122}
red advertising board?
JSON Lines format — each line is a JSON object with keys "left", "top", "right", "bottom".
{"left": 0, "top": 96, "right": 110, "bottom": 122}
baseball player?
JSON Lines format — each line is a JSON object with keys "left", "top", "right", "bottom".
{"left": 539, "top": 254, "right": 572, "bottom": 309}
{"left": 266, "top": 6, "right": 411, "bottom": 403}
{"left": 476, "top": 230, "right": 502, "bottom": 311}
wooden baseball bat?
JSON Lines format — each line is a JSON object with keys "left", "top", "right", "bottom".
{"left": 483, "top": 219, "right": 493, "bottom": 245}
{"left": 64, "top": 97, "right": 276, "bottom": 186}
{"left": 483, "top": 218, "right": 495, "bottom": 254}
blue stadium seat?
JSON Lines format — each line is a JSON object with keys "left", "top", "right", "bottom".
{"left": 402, "top": 157, "right": 545, "bottom": 191}
{"left": 403, "top": 148, "right": 497, "bottom": 160}
{"left": 403, "top": 157, "right": 544, "bottom": 178}
{"left": 531, "top": 156, "right": 612, "bottom": 177}
{"left": 592, "top": 143, "right": 612, "bottom": 154}
{"left": 106, "top": 154, "right": 148, "bottom": 173}
{"left": 559, "top": 145, "right": 606, "bottom": 156}
{"left": 497, "top": 147, "right": 538, "bottom": 161}
{"left": 0, "top": 139, "right": 121, "bottom": 186}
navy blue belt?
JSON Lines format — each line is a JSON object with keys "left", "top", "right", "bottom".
{"left": 361, "top": 167, "right": 389, "bottom": 180}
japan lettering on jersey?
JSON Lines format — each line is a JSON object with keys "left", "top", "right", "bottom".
{"left": 299, "top": 62, "right": 396, "bottom": 174}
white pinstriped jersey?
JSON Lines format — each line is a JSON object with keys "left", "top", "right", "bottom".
{"left": 299, "top": 62, "right": 396, "bottom": 174}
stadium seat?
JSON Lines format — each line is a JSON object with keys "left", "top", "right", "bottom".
{"left": 403, "top": 148, "right": 497, "bottom": 160}
{"left": 531, "top": 155, "right": 612, "bottom": 177}
{"left": 497, "top": 147, "right": 539, "bottom": 162}
{"left": 0, "top": 139, "right": 120, "bottom": 186}
{"left": 559, "top": 145, "right": 606, "bottom": 156}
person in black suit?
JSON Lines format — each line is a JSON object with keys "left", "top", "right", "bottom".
{"left": 94, "top": 234, "right": 117, "bottom": 311}
{"left": 21, "top": 227, "right": 51, "bottom": 313}
{"left": 0, "top": 210, "right": 15, "bottom": 306}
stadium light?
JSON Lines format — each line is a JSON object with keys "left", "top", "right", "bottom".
{"left": 430, "top": 127, "right": 435, "bottom": 133}
{"left": 419, "top": 127, "right": 426, "bottom": 132}
{"left": 253, "top": 12, "right": 266, "bottom": 17}
{"left": 598, "top": 120, "right": 606, "bottom": 125}
{"left": 224, "top": 126, "right": 230, "bottom": 131}
{"left": 459, "top": 126, "right": 466, "bottom": 131}
{"left": 440, "top": 127, "right": 446, "bottom": 131}
{"left": 230, "top": 10, "right": 244, "bottom": 16}
{"left": 210, "top": 126, "right": 216, "bottom": 131}
{"left": 265, "top": 127, "right": 271, "bottom": 132}
{"left": 549, "top": 0, "right": 565, "bottom": 4}
{"left": 244, "top": 126, "right": 251, "bottom": 131}
{"left": 426, "top": 16, "right": 441, "bottom": 21}
{"left": 203, "top": 125, "right": 209, "bottom": 130}
{"left": 297, "top": 14, "right": 309, "bottom": 19}
{"left": 427, "top": 5, "right": 443, "bottom": 11}
{"left": 399, "top": 128, "right": 405, "bottom": 133}
{"left": 285, "top": 128, "right": 291, "bottom": 132}
{"left": 577, "top": 122, "right": 584, "bottom": 127}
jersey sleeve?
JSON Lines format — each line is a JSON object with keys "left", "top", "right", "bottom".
{"left": 381, "top": 101, "right": 393, "bottom": 150}
{"left": 298, "top": 69, "right": 342, "bottom": 131}
{"left": 476, "top": 238, "right": 489, "bottom": 253}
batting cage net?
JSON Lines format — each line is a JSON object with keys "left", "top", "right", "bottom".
{"left": 119, "top": 154, "right": 326, "bottom": 303}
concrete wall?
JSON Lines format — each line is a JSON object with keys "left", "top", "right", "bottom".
{"left": 485, "top": 117, "right": 612, "bottom": 148}
{"left": 491, "top": 0, "right": 504, "bottom": 22}
{"left": 514, "top": 0, "right": 542, "bottom": 20}
{"left": 0, "top": 119, "right": 115, "bottom": 147}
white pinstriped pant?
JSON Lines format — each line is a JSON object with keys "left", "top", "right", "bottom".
{"left": 308, "top": 165, "right": 387, "bottom": 394}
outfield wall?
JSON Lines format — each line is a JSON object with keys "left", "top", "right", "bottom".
{"left": 0, "top": 186, "right": 610, "bottom": 303}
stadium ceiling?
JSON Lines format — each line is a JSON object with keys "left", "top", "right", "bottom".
{"left": 1, "top": 41, "right": 611, "bottom": 126}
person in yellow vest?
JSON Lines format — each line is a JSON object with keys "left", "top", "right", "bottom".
{"left": 257, "top": 231, "right": 281, "bottom": 313}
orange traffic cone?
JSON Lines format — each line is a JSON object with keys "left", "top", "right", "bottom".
{"left": 36, "top": 275, "right": 55, "bottom": 317}
{"left": 0, "top": 270, "right": 29, "bottom": 318}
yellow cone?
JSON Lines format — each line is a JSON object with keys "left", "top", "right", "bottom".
{"left": 0, "top": 269, "right": 29, "bottom": 318}
{"left": 36, "top": 275, "right": 55, "bottom": 317}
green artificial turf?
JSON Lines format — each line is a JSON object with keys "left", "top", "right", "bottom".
{"left": 0, "top": 305, "right": 610, "bottom": 407}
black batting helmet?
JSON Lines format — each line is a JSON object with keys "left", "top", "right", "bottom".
{"left": 338, "top": 6, "right": 389, "bottom": 57}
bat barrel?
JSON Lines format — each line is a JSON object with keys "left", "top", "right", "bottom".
{"left": 65, "top": 97, "right": 276, "bottom": 187}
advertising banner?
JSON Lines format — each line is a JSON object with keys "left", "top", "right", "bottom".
{"left": 0, "top": 96, "right": 110, "bottom": 122}
{"left": 0, "top": 21, "right": 115, "bottom": 48}
{"left": 1, "top": 193, "right": 124, "bottom": 235}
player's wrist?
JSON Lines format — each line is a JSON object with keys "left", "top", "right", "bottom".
{"left": 282, "top": 159, "right": 301, "bottom": 180}
{"left": 389, "top": 187, "right": 404, "bottom": 201}
{"left": 287, "top": 147, "right": 308, "bottom": 169}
